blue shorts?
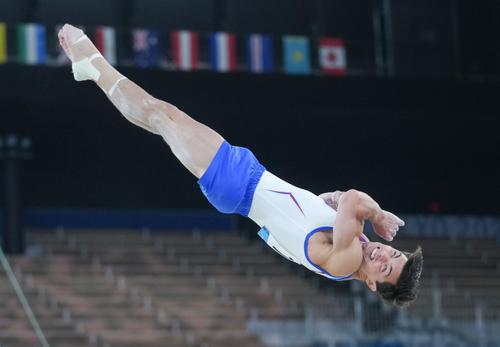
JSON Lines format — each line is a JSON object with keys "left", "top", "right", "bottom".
{"left": 197, "top": 141, "right": 265, "bottom": 217}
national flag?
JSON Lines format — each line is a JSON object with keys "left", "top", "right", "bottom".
{"left": 132, "top": 29, "right": 160, "bottom": 68}
{"left": 283, "top": 36, "right": 310, "bottom": 75}
{"left": 17, "top": 23, "right": 46, "bottom": 65}
{"left": 210, "top": 32, "right": 236, "bottom": 72}
{"left": 94, "top": 26, "right": 116, "bottom": 65}
{"left": 318, "top": 37, "right": 346, "bottom": 75}
{"left": 171, "top": 30, "right": 199, "bottom": 71}
{"left": 0, "top": 23, "right": 7, "bottom": 64}
{"left": 247, "top": 34, "right": 273, "bottom": 73}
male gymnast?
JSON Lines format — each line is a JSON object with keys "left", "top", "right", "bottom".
{"left": 58, "top": 24, "right": 422, "bottom": 307}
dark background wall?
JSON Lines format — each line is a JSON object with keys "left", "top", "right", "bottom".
{"left": 1, "top": 66, "right": 499, "bottom": 214}
{"left": 0, "top": 0, "right": 499, "bottom": 215}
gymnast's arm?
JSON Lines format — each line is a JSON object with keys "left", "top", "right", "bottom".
{"left": 314, "top": 190, "right": 382, "bottom": 275}
{"left": 319, "top": 189, "right": 403, "bottom": 275}
{"left": 332, "top": 190, "right": 382, "bottom": 251}
{"left": 333, "top": 189, "right": 405, "bottom": 248}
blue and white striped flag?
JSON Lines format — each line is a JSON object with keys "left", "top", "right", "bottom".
{"left": 247, "top": 34, "right": 273, "bottom": 73}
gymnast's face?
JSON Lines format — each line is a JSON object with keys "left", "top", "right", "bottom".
{"left": 359, "top": 242, "right": 408, "bottom": 291}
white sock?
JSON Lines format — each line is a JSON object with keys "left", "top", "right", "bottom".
{"left": 70, "top": 35, "right": 103, "bottom": 82}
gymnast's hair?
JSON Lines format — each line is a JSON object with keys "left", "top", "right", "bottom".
{"left": 376, "top": 246, "right": 423, "bottom": 307}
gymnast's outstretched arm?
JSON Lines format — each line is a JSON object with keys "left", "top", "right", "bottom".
{"left": 320, "top": 190, "right": 405, "bottom": 244}
{"left": 58, "top": 24, "right": 224, "bottom": 179}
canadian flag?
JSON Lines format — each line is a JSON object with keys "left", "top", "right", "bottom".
{"left": 171, "top": 30, "right": 199, "bottom": 71}
{"left": 318, "top": 38, "right": 346, "bottom": 75}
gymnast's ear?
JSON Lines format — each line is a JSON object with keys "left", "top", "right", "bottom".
{"left": 365, "top": 278, "right": 377, "bottom": 292}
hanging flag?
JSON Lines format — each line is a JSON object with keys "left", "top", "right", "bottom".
{"left": 171, "top": 30, "right": 199, "bottom": 71}
{"left": 0, "top": 22, "right": 6, "bottom": 64}
{"left": 17, "top": 23, "right": 46, "bottom": 65}
{"left": 283, "top": 36, "right": 310, "bottom": 75}
{"left": 132, "top": 29, "right": 160, "bottom": 68}
{"left": 210, "top": 32, "right": 236, "bottom": 72}
{"left": 247, "top": 34, "right": 273, "bottom": 73}
{"left": 94, "top": 26, "right": 116, "bottom": 65}
{"left": 318, "top": 37, "right": 346, "bottom": 75}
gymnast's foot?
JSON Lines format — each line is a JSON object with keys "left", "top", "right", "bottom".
{"left": 57, "top": 24, "right": 104, "bottom": 81}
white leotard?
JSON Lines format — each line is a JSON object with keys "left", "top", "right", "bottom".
{"left": 248, "top": 170, "right": 367, "bottom": 281}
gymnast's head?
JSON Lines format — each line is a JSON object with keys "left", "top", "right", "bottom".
{"left": 355, "top": 242, "right": 423, "bottom": 307}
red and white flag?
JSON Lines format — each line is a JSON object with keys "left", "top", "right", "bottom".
{"left": 94, "top": 26, "right": 116, "bottom": 65}
{"left": 171, "top": 30, "right": 199, "bottom": 71}
{"left": 318, "top": 38, "right": 346, "bottom": 75}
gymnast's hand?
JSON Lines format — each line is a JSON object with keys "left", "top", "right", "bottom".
{"left": 371, "top": 210, "right": 405, "bottom": 242}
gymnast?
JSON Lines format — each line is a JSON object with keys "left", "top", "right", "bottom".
{"left": 58, "top": 24, "right": 422, "bottom": 307}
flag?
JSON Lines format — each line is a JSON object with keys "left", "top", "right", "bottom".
{"left": 132, "top": 29, "right": 160, "bottom": 68}
{"left": 0, "top": 22, "right": 6, "bottom": 64}
{"left": 283, "top": 36, "right": 310, "bottom": 75}
{"left": 171, "top": 30, "right": 199, "bottom": 71}
{"left": 318, "top": 37, "right": 346, "bottom": 75}
{"left": 94, "top": 26, "right": 116, "bottom": 65}
{"left": 210, "top": 32, "right": 236, "bottom": 72}
{"left": 17, "top": 23, "right": 46, "bottom": 65}
{"left": 247, "top": 34, "right": 273, "bottom": 73}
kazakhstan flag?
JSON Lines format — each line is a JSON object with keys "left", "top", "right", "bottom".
{"left": 283, "top": 36, "right": 311, "bottom": 75}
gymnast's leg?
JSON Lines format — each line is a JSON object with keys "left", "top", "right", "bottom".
{"left": 58, "top": 24, "right": 224, "bottom": 178}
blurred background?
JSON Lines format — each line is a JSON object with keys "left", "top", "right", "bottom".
{"left": 0, "top": 0, "right": 499, "bottom": 346}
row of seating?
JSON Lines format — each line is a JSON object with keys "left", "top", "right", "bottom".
{"left": 1, "top": 229, "right": 340, "bottom": 347}
{"left": 1, "top": 229, "right": 498, "bottom": 346}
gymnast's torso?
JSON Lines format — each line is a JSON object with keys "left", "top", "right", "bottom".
{"left": 197, "top": 142, "right": 368, "bottom": 280}
{"left": 248, "top": 170, "right": 368, "bottom": 281}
